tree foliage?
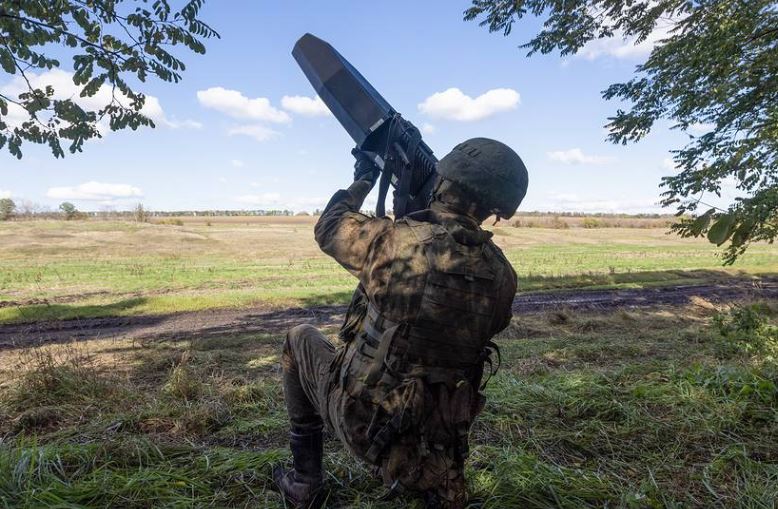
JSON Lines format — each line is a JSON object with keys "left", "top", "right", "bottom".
{"left": 465, "top": 0, "right": 777, "bottom": 263}
{"left": 0, "top": 197, "right": 15, "bottom": 220}
{"left": 0, "top": 0, "right": 218, "bottom": 159}
{"left": 59, "top": 201, "right": 78, "bottom": 219}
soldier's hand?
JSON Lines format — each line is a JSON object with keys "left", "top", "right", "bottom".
{"left": 352, "top": 148, "right": 381, "bottom": 185}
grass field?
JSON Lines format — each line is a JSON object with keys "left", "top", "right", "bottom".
{"left": 1, "top": 218, "right": 776, "bottom": 324}
{"left": 0, "top": 300, "right": 776, "bottom": 507}
{"left": 0, "top": 217, "right": 778, "bottom": 509}
{"left": 1, "top": 218, "right": 777, "bottom": 507}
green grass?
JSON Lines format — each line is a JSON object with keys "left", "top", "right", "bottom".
{"left": 1, "top": 302, "right": 776, "bottom": 507}
{"left": 1, "top": 220, "right": 776, "bottom": 324}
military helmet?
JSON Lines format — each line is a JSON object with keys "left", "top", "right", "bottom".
{"left": 436, "top": 138, "right": 528, "bottom": 219}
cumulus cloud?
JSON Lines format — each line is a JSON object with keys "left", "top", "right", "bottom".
{"left": 197, "top": 87, "right": 290, "bottom": 123}
{"left": 281, "top": 95, "right": 331, "bottom": 117}
{"left": 0, "top": 69, "right": 198, "bottom": 131}
{"left": 418, "top": 87, "right": 520, "bottom": 121}
{"left": 230, "top": 159, "right": 245, "bottom": 168}
{"left": 0, "top": 189, "right": 11, "bottom": 199}
{"left": 46, "top": 181, "right": 143, "bottom": 202}
{"left": 227, "top": 124, "right": 280, "bottom": 142}
{"left": 547, "top": 148, "right": 615, "bottom": 165}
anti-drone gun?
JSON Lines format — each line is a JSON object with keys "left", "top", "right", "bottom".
{"left": 292, "top": 33, "right": 438, "bottom": 218}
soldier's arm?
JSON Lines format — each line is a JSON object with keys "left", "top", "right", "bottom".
{"left": 314, "top": 179, "right": 392, "bottom": 279}
{"left": 491, "top": 250, "right": 518, "bottom": 335}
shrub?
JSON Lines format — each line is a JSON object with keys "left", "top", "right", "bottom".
{"left": 582, "top": 218, "right": 602, "bottom": 228}
{"left": 58, "top": 202, "right": 81, "bottom": 220}
{"left": 713, "top": 304, "right": 778, "bottom": 356}
{"left": 549, "top": 216, "right": 570, "bottom": 229}
{"left": 133, "top": 203, "right": 149, "bottom": 223}
{"left": 0, "top": 198, "right": 15, "bottom": 221}
{"left": 158, "top": 218, "right": 184, "bottom": 226}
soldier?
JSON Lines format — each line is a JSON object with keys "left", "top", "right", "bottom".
{"left": 273, "top": 138, "right": 528, "bottom": 508}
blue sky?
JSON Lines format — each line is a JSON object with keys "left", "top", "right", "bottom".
{"left": 1, "top": 1, "right": 705, "bottom": 213}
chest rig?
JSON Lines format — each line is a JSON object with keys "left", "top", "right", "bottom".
{"left": 339, "top": 217, "right": 505, "bottom": 482}
{"left": 362, "top": 217, "right": 503, "bottom": 373}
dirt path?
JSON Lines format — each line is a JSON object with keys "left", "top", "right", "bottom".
{"left": 1, "top": 279, "right": 776, "bottom": 350}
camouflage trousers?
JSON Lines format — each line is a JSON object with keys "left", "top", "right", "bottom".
{"left": 281, "top": 324, "right": 469, "bottom": 508}
{"left": 280, "top": 324, "right": 336, "bottom": 433}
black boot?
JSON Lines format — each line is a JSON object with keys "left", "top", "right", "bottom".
{"left": 273, "top": 428, "right": 324, "bottom": 508}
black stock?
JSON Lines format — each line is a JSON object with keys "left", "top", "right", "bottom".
{"left": 292, "top": 33, "right": 438, "bottom": 217}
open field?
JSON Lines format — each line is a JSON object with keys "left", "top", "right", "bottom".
{"left": 0, "top": 218, "right": 777, "bottom": 507}
{"left": 1, "top": 219, "right": 776, "bottom": 324}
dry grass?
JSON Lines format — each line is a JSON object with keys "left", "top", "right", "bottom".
{"left": 1, "top": 302, "right": 776, "bottom": 507}
{"left": 509, "top": 214, "right": 675, "bottom": 229}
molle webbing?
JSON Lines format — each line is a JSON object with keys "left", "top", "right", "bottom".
{"left": 363, "top": 304, "right": 484, "bottom": 369}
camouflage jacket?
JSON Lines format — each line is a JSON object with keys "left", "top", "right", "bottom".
{"left": 315, "top": 179, "right": 516, "bottom": 499}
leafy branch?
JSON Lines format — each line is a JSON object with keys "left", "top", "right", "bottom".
{"left": 0, "top": 0, "right": 218, "bottom": 159}
{"left": 465, "top": 0, "right": 777, "bottom": 263}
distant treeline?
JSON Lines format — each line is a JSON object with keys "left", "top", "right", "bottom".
{"left": 11, "top": 209, "right": 305, "bottom": 220}
{"left": 12, "top": 209, "right": 676, "bottom": 220}
{"left": 109, "top": 209, "right": 303, "bottom": 217}
{"left": 512, "top": 211, "right": 672, "bottom": 219}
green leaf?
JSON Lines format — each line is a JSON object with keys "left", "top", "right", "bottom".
{"left": 0, "top": 49, "right": 16, "bottom": 74}
{"left": 707, "top": 214, "right": 736, "bottom": 246}
{"left": 690, "top": 208, "right": 715, "bottom": 234}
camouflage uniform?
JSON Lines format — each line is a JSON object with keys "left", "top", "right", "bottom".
{"left": 282, "top": 177, "right": 517, "bottom": 507}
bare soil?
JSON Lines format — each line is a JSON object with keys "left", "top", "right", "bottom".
{"left": 2, "top": 278, "right": 776, "bottom": 351}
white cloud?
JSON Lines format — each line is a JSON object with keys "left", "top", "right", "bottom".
{"left": 661, "top": 157, "right": 678, "bottom": 171}
{"left": 235, "top": 193, "right": 328, "bottom": 211}
{"left": 230, "top": 159, "right": 245, "bottom": 168}
{"left": 218, "top": 177, "right": 228, "bottom": 183}
{"left": 418, "top": 87, "right": 520, "bottom": 121}
{"left": 281, "top": 95, "right": 331, "bottom": 117}
{"left": 46, "top": 181, "right": 143, "bottom": 202}
{"left": 547, "top": 148, "right": 616, "bottom": 165}
{"left": 196, "top": 87, "right": 290, "bottom": 123}
{"left": 541, "top": 193, "right": 663, "bottom": 214}
{"left": 577, "top": 16, "right": 679, "bottom": 60}
{"left": 0, "top": 69, "right": 198, "bottom": 131}
{"left": 0, "top": 189, "right": 11, "bottom": 199}
{"left": 227, "top": 124, "right": 280, "bottom": 142}
{"left": 421, "top": 123, "right": 437, "bottom": 135}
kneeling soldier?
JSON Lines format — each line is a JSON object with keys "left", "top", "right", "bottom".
{"left": 274, "top": 138, "right": 528, "bottom": 508}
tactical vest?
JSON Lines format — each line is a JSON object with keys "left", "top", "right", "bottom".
{"left": 332, "top": 217, "right": 511, "bottom": 502}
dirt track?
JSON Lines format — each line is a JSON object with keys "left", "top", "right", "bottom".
{"left": 1, "top": 279, "right": 776, "bottom": 350}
